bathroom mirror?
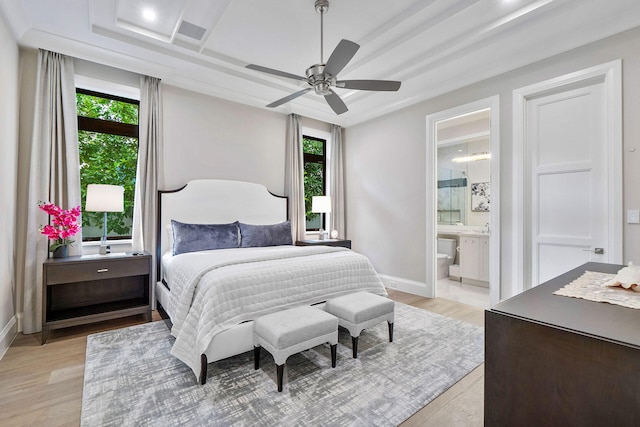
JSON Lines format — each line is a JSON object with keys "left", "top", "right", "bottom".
{"left": 436, "top": 111, "right": 491, "bottom": 227}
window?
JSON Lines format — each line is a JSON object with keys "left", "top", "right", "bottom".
{"left": 303, "top": 135, "right": 327, "bottom": 231}
{"left": 76, "top": 89, "right": 139, "bottom": 241}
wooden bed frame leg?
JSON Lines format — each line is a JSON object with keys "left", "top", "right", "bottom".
{"left": 199, "top": 354, "right": 208, "bottom": 385}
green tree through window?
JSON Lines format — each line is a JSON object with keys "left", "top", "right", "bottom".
{"left": 303, "top": 135, "right": 326, "bottom": 231}
{"left": 76, "top": 89, "right": 139, "bottom": 241}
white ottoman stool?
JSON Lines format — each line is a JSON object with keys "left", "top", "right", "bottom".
{"left": 325, "top": 292, "right": 395, "bottom": 358}
{"left": 253, "top": 305, "right": 338, "bottom": 392}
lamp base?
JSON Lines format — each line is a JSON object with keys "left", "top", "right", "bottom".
{"left": 99, "top": 212, "right": 110, "bottom": 255}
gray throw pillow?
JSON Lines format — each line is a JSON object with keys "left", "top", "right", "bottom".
{"left": 239, "top": 221, "right": 293, "bottom": 248}
{"left": 171, "top": 220, "right": 240, "bottom": 255}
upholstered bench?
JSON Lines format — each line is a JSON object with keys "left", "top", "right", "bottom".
{"left": 253, "top": 305, "right": 338, "bottom": 392}
{"left": 325, "top": 292, "right": 395, "bottom": 358}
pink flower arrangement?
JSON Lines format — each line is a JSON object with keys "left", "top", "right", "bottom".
{"left": 39, "top": 202, "right": 81, "bottom": 252}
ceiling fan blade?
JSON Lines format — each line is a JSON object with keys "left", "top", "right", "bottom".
{"left": 324, "top": 39, "right": 360, "bottom": 77}
{"left": 337, "top": 80, "right": 401, "bottom": 92}
{"left": 324, "top": 89, "right": 348, "bottom": 115}
{"left": 266, "top": 88, "right": 312, "bottom": 108}
{"left": 246, "top": 64, "right": 307, "bottom": 82}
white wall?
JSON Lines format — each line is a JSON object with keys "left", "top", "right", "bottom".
{"left": 162, "top": 86, "right": 287, "bottom": 193}
{"left": 0, "top": 11, "right": 19, "bottom": 357}
{"left": 162, "top": 85, "right": 330, "bottom": 195}
{"left": 345, "top": 26, "right": 640, "bottom": 300}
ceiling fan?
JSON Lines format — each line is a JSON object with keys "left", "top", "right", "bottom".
{"left": 245, "top": 0, "right": 401, "bottom": 115}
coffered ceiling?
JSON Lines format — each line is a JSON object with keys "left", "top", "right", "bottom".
{"left": 2, "top": 0, "right": 639, "bottom": 126}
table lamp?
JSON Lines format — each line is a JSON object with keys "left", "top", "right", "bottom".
{"left": 85, "top": 184, "right": 124, "bottom": 254}
{"left": 312, "top": 196, "right": 331, "bottom": 240}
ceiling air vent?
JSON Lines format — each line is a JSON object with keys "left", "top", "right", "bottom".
{"left": 177, "top": 20, "right": 206, "bottom": 40}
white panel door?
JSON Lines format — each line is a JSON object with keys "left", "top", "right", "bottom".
{"left": 526, "top": 81, "right": 608, "bottom": 286}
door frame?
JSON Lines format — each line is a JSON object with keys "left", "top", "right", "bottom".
{"left": 512, "top": 60, "right": 622, "bottom": 295}
{"left": 426, "top": 95, "right": 501, "bottom": 306}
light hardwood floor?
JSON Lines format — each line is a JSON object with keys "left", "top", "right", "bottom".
{"left": 0, "top": 290, "right": 484, "bottom": 426}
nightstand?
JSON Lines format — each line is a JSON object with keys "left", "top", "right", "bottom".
{"left": 42, "top": 252, "right": 152, "bottom": 344}
{"left": 295, "top": 239, "right": 352, "bottom": 249}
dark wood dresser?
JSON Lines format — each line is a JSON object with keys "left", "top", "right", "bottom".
{"left": 42, "top": 252, "right": 151, "bottom": 344}
{"left": 485, "top": 262, "right": 640, "bottom": 426}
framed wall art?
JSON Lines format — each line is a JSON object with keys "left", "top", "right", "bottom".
{"left": 471, "top": 182, "right": 490, "bottom": 212}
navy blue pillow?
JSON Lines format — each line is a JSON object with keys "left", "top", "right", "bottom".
{"left": 171, "top": 220, "right": 240, "bottom": 255}
{"left": 239, "top": 221, "right": 293, "bottom": 248}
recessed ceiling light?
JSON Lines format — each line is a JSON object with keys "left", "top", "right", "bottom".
{"left": 142, "top": 8, "right": 156, "bottom": 22}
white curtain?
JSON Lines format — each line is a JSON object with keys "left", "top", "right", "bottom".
{"left": 18, "top": 49, "right": 81, "bottom": 334}
{"left": 330, "top": 124, "right": 345, "bottom": 238}
{"left": 132, "top": 76, "right": 163, "bottom": 284}
{"left": 285, "top": 114, "right": 305, "bottom": 241}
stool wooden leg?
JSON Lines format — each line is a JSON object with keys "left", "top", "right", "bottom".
{"left": 351, "top": 336, "right": 359, "bottom": 358}
{"left": 388, "top": 322, "right": 394, "bottom": 342}
{"left": 276, "top": 364, "right": 284, "bottom": 392}
{"left": 254, "top": 346, "right": 261, "bottom": 370}
{"left": 330, "top": 344, "right": 337, "bottom": 367}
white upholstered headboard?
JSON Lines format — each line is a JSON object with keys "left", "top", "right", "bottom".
{"left": 156, "top": 179, "right": 288, "bottom": 278}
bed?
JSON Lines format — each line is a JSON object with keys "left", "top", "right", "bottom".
{"left": 156, "top": 179, "right": 387, "bottom": 384}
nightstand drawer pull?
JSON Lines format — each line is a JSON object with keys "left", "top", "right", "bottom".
{"left": 97, "top": 268, "right": 109, "bottom": 273}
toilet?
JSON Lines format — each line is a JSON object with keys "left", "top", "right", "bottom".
{"left": 437, "top": 238, "right": 457, "bottom": 279}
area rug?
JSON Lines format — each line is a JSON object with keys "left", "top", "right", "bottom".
{"left": 81, "top": 303, "right": 484, "bottom": 426}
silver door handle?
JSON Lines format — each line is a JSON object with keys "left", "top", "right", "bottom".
{"left": 582, "top": 248, "right": 604, "bottom": 254}
{"left": 97, "top": 268, "right": 109, "bottom": 273}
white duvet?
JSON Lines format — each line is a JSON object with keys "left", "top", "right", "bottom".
{"left": 164, "top": 245, "right": 387, "bottom": 379}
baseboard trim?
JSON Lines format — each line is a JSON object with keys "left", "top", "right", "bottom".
{"left": 0, "top": 316, "right": 17, "bottom": 360}
{"left": 379, "top": 274, "right": 432, "bottom": 298}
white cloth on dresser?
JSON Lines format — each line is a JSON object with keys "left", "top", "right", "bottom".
{"left": 553, "top": 270, "right": 640, "bottom": 309}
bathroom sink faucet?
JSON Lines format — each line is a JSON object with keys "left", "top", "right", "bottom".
{"left": 484, "top": 222, "right": 490, "bottom": 234}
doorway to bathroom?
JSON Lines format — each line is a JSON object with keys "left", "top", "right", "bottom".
{"left": 426, "top": 96, "right": 500, "bottom": 308}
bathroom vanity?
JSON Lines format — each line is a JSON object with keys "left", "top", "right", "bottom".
{"left": 460, "top": 233, "right": 489, "bottom": 285}
{"left": 437, "top": 226, "right": 490, "bottom": 286}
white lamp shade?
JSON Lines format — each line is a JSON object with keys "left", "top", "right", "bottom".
{"left": 311, "top": 196, "right": 332, "bottom": 213}
{"left": 85, "top": 184, "right": 124, "bottom": 212}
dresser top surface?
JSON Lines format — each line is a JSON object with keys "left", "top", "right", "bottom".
{"left": 490, "top": 262, "right": 640, "bottom": 348}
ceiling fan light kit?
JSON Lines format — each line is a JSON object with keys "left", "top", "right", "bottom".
{"left": 246, "top": 0, "right": 401, "bottom": 115}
